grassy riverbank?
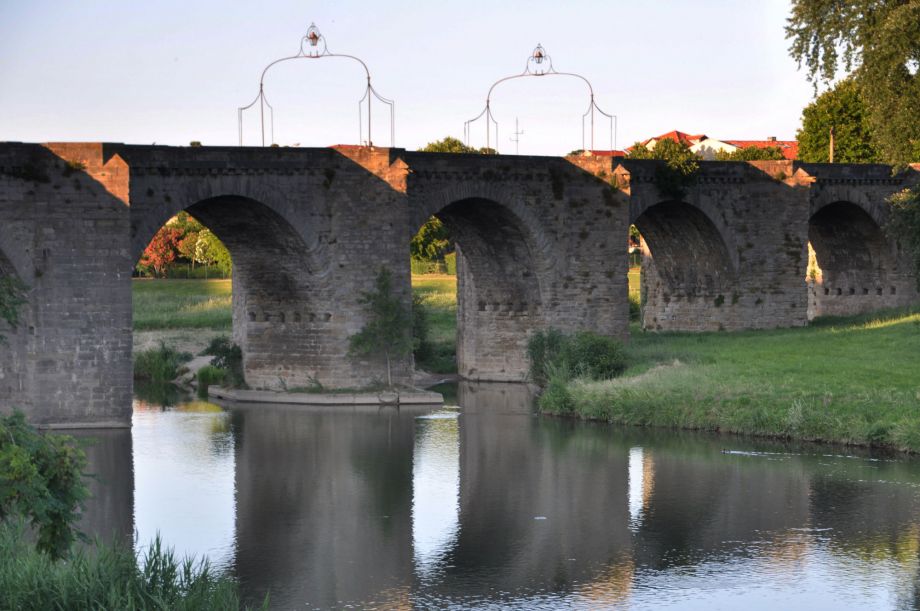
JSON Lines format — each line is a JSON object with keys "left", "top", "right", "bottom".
{"left": 133, "top": 279, "right": 232, "bottom": 331}
{"left": 543, "top": 308, "right": 920, "bottom": 452}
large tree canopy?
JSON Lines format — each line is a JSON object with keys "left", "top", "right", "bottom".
{"left": 796, "top": 79, "right": 880, "bottom": 162}
{"left": 786, "top": 0, "right": 920, "bottom": 164}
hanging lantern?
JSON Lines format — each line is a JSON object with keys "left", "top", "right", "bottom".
{"left": 306, "top": 23, "right": 321, "bottom": 47}
{"left": 532, "top": 44, "right": 545, "bottom": 65}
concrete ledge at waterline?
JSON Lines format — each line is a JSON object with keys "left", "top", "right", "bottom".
{"left": 38, "top": 421, "right": 132, "bottom": 430}
{"left": 207, "top": 386, "right": 444, "bottom": 406}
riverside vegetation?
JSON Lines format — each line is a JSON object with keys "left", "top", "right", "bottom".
{"left": 0, "top": 411, "right": 262, "bottom": 609}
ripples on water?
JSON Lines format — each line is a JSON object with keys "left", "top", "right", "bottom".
{"left": 78, "top": 383, "right": 920, "bottom": 610}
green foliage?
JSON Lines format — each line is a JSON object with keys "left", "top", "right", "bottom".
{"left": 133, "top": 343, "right": 192, "bottom": 383}
{"left": 796, "top": 79, "right": 880, "bottom": 163}
{"left": 527, "top": 328, "right": 567, "bottom": 386}
{"left": 786, "top": 0, "right": 920, "bottom": 164}
{"left": 411, "top": 276, "right": 457, "bottom": 374}
{"left": 0, "top": 412, "right": 89, "bottom": 559}
{"left": 887, "top": 186, "right": 920, "bottom": 288}
{"left": 0, "top": 521, "right": 263, "bottom": 610}
{"left": 411, "top": 216, "right": 451, "bottom": 263}
{"left": 0, "top": 275, "right": 27, "bottom": 340}
{"left": 412, "top": 293, "right": 430, "bottom": 361}
{"left": 196, "top": 365, "right": 226, "bottom": 398}
{"left": 628, "top": 139, "right": 700, "bottom": 199}
{"left": 349, "top": 267, "right": 414, "bottom": 387}
{"left": 418, "top": 136, "right": 497, "bottom": 155}
{"left": 715, "top": 146, "right": 787, "bottom": 161}
{"left": 202, "top": 337, "right": 245, "bottom": 388}
{"left": 418, "top": 136, "right": 478, "bottom": 154}
{"left": 194, "top": 229, "right": 232, "bottom": 278}
{"left": 444, "top": 251, "right": 457, "bottom": 275}
{"left": 528, "top": 329, "right": 627, "bottom": 387}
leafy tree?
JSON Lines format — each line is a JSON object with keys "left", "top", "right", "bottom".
{"left": 410, "top": 217, "right": 450, "bottom": 262}
{"left": 194, "top": 229, "right": 232, "bottom": 279}
{"left": 419, "top": 136, "right": 497, "bottom": 155}
{"left": 887, "top": 186, "right": 920, "bottom": 288}
{"left": 138, "top": 226, "right": 182, "bottom": 278}
{"left": 786, "top": 0, "right": 920, "bottom": 164}
{"left": 627, "top": 138, "right": 700, "bottom": 199}
{"left": 0, "top": 411, "right": 89, "bottom": 559}
{"left": 348, "top": 267, "right": 414, "bottom": 387}
{"left": 715, "top": 146, "right": 788, "bottom": 161}
{"left": 795, "top": 79, "right": 880, "bottom": 163}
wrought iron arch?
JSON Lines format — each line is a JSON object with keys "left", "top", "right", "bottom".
{"left": 463, "top": 44, "right": 615, "bottom": 153}
{"left": 238, "top": 23, "right": 395, "bottom": 147}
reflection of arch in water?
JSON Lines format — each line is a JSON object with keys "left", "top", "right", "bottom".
{"left": 421, "top": 197, "right": 546, "bottom": 381}
{"left": 134, "top": 195, "right": 332, "bottom": 390}
{"left": 633, "top": 200, "right": 737, "bottom": 331}
{"left": 807, "top": 200, "right": 898, "bottom": 319}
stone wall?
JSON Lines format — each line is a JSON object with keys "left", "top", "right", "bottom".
{"left": 0, "top": 143, "right": 132, "bottom": 426}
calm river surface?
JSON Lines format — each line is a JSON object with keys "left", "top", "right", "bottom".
{"left": 77, "top": 382, "right": 920, "bottom": 610}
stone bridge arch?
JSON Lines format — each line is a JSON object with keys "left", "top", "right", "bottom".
{"left": 631, "top": 198, "right": 739, "bottom": 331}
{"left": 806, "top": 183, "right": 916, "bottom": 318}
{"left": 125, "top": 147, "right": 415, "bottom": 391}
{"left": 405, "top": 154, "right": 628, "bottom": 380}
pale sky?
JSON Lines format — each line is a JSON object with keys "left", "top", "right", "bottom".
{"left": 0, "top": 0, "right": 817, "bottom": 156}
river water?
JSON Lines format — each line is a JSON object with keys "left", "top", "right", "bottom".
{"left": 77, "top": 382, "right": 920, "bottom": 610}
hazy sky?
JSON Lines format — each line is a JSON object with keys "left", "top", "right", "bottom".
{"left": 0, "top": 0, "right": 817, "bottom": 156}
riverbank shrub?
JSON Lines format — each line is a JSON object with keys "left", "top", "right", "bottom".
{"left": 196, "top": 365, "right": 225, "bottom": 398}
{"left": 0, "top": 521, "right": 263, "bottom": 610}
{"left": 202, "top": 337, "right": 245, "bottom": 388}
{"left": 0, "top": 412, "right": 88, "bottom": 559}
{"left": 133, "top": 343, "right": 192, "bottom": 383}
{"left": 528, "top": 329, "right": 628, "bottom": 386}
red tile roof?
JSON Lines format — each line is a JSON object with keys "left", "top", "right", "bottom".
{"left": 641, "top": 130, "right": 707, "bottom": 147}
{"left": 724, "top": 139, "right": 799, "bottom": 160}
{"left": 588, "top": 150, "right": 627, "bottom": 157}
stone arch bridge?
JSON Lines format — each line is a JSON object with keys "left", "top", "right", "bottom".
{"left": 0, "top": 143, "right": 916, "bottom": 426}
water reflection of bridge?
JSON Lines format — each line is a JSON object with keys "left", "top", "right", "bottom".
{"left": 82, "top": 383, "right": 920, "bottom": 608}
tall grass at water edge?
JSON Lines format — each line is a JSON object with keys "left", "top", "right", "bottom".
{"left": 543, "top": 307, "right": 920, "bottom": 452}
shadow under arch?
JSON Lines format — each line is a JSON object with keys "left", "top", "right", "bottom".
{"left": 807, "top": 200, "right": 897, "bottom": 319}
{"left": 422, "top": 197, "right": 544, "bottom": 381}
{"left": 633, "top": 200, "right": 736, "bottom": 331}
{"left": 134, "top": 195, "right": 333, "bottom": 390}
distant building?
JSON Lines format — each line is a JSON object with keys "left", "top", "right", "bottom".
{"left": 640, "top": 130, "right": 708, "bottom": 149}
{"left": 629, "top": 130, "right": 798, "bottom": 160}
{"left": 692, "top": 136, "right": 798, "bottom": 160}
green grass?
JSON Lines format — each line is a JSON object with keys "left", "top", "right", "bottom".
{"left": 543, "top": 307, "right": 920, "bottom": 452}
{"left": 628, "top": 267, "right": 640, "bottom": 301}
{"left": 133, "top": 279, "right": 232, "bottom": 331}
{"left": 0, "top": 521, "right": 264, "bottom": 610}
{"left": 412, "top": 274, "right": 457, "bottom": 373}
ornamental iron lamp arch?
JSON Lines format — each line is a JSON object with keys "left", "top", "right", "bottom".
{"left": 463, "top": 44, "right": 616, "bottom": 154}
{"left": 238, "top": 23, "right": 395, "bottom": 147}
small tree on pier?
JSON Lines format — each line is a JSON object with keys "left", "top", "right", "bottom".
{"left": 348, "top": 267, "right": 413, "bottom": 388}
